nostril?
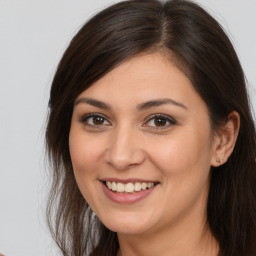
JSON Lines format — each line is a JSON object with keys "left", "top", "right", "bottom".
{"left": 104, "top": 139, "right": 146, "bottom": 170}
{"left": 105, "top": 156, "right": 146, "bottom": 171}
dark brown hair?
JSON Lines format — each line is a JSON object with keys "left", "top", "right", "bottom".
{"left": 46, "top": 0, "right": 256, "bottom": 255}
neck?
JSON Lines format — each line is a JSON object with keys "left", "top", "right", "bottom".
{"left": 117, "top": 223, "right": 218, "bottom": 256}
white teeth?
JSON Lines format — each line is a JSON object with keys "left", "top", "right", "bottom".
{"left": 134, "top": 182, "right": 142, "bottom": 191}
{"left": 116, "top": 183, "right": 125, "bottom": 192}
{"left": 141, "top": 183, "right": 147, "bottom": 190}
{"left": 105, "top": 181, "right": 156, "bottom": 193}
{"left": 148, "top": 182, "right": 154, "bottom": 188}
{"left": 106, "top": 181, "right": 112, "bottom": 189}
{"left": 112, "top": 182, "right": 117, "bottom": 191}
{"left": 125, "top": 183, "right": 134, "bottom": 193}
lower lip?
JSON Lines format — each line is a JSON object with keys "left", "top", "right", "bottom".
{"left": 101, "top": 182, "right": 158, "bottom": 204}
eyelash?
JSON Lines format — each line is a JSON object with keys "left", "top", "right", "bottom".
{"left": 80, "top": 113, "right": 111, "bottom": 127}
{"left": 143, "top": 114, "right": 177, "bottom": 129}
{"left": 80, "top": 113, "right": 177, "bottom": 129}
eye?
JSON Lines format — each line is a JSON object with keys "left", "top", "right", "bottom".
{"left": 80, "top": 113, "right": 111, "bottom": 127}
{"left": 143, "top": 114, "right": 176, "bottom": 128}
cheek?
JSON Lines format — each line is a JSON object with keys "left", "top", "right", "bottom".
{"left": 69, "top": 127, "right": 103, "bottom": 179}
{"left": 69, "top": 128, "right": 104, "bottom": 207}
{"left": 146, "top": 129, "right": 213, "bottom": 218}
{"left": 147, "top": 128, "right": 213, "bottom": 177}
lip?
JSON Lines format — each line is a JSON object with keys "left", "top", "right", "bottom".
{"left": 100, "top": 180, "right": 159, "bottom": 204}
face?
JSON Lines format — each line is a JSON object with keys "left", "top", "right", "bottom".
{"left": 69, "top": 52, "right": 218, "bottom": 236}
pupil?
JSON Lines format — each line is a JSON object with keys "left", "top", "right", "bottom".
{"left": 154, "top": 118, "right": 166, "bottom": 126}
{"left": 93, "top": 117, "right": 104, "bottom": 125}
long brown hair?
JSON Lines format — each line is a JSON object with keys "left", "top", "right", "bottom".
{"left": 46, "top": 0, "right": 256, "bottom": 255}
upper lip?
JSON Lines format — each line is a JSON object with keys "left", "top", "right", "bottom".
{"left": 100, "top": 178, "right": 159, "bottom": 184}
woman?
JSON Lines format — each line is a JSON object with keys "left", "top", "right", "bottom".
{"left": 46, "top": 0, "right": 256, "bottom": 255}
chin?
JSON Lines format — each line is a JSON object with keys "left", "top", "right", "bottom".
{"left": 99, "top": 213, "right": 152, "bottom": 235}
{"left": 106, "top": 222, "right": 148, "bottom": 235}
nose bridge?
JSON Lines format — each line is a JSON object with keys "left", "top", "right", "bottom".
{"left": 105, "top": 123, "right": 145, "bottom": 170}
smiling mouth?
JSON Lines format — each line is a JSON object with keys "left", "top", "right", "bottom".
{"left": 102, "top": 181, "right": 159, "bottom": 194}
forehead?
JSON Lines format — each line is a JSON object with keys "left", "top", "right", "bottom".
{"left": 79, "top": 52, "right": 194, "bottom": 98}
{"left": 76, "top": 52, "right": 205, "bottom": 112}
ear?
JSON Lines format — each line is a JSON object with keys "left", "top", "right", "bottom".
{"left": 211, "top": 111, "right": 240, "bottom": 167}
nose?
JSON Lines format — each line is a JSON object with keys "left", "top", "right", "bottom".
{"left": 105, "top": 126, "right": 145, "bottom": 170}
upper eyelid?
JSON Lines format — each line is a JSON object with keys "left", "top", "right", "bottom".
{"left": 144, "top": 114, "right": 176, "bottom": 123}
{"left": 79, "top": 113, "right": 111, "bottom": 125}
{"left": 143, "top": 115, "right": 177, "bottom": 131}
{"left": 79, "top": 112, "right": 177, "bottom": 126}
{"left": 80, "top": 113, "right": 109, "bottom": 120}
{"left": 79, "top": 112, "right": 174, "bottom": 119}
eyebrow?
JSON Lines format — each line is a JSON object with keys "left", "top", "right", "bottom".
{"left": 74, "top": 97, "right": 187, "bottom": 111}
{"left": 74, "top": 97, "right": 111, "bottom": 110}
{"left": 137, "top": 98, "right": 187, "bottom": 111}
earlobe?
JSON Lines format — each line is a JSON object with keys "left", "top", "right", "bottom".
{"left": 211, "top": 111, "right": 240, "bottom": 167}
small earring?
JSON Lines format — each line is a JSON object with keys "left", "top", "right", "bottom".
{"left": 216, "top": 157, "right": 221, "bottom": 164}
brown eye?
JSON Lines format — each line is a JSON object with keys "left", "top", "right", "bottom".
{"left": 154, "top": 118, "right": 167, "bottom": 127}
{"left": 143, "top": 114, "right": 176, "bottom": 129}
{"left": 81, "top": 114, "right": 111, "bottom": 126}
{"left": 93, "top": 116, "right": 105, "bottom": 125}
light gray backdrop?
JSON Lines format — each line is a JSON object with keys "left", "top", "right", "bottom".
{"left": 0, "top": 1, "right": 255, "bottom": 255}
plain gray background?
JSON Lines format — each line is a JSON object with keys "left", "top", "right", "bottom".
{"left": 0, "top": 1, "right": 255, "bottom": 255}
